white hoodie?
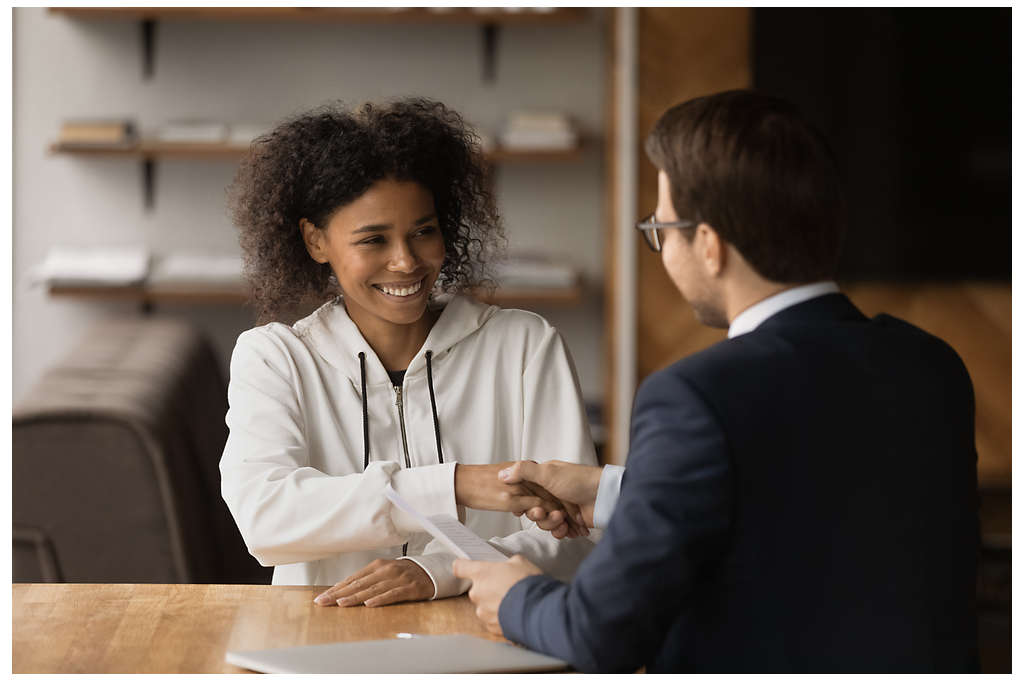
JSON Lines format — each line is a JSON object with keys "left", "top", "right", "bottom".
{"left": 220, "top": 294, "right": 597, "bottom": 598}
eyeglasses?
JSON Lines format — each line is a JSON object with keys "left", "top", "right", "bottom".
{"left": 634, "top": 213, "right": 698, "bottom": 253}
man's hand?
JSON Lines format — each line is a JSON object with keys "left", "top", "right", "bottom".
{"left": 452, "top": 555, "right": 542, "bottom": 636}
{"left": 313, "top": 559, "right": 433, "bottom": 607}
{"left": 499, "top": 460, "right": 604, "bottom": 534}
{"left": 455, "top": 463, "right": 587, "bottom": 537}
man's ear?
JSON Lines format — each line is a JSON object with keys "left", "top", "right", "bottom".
{"left": 300, "top": 218, "right": 329, "bottom": 264}
{"left": 697, "top": 223, "right": 725, "bottom": 277}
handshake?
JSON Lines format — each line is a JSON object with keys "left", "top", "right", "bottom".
{"left": 453, "top": 460, "right": 604, "bottom": 540}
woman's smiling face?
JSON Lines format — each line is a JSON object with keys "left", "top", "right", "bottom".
{"left": 302, "top": 178, "right": 446, "bottom": 328}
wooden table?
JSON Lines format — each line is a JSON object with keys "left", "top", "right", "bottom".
{"left": 13, "top": 583, "right": 500, "bottom": 673}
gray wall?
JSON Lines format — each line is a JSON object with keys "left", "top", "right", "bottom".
{"left": 13, "top": 8, "right": 606, "bottom": 403}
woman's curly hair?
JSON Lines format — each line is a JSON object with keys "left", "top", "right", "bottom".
{"left": 229, "top": 98, "right": 503, "bottom": 322}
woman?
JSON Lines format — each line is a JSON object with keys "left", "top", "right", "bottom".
{"left": 221, "top": 98, "right": 597, "bottom": 607}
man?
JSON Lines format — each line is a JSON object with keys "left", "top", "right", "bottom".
{"left": 453, "top": 90, "right": 979, "bottom": 672}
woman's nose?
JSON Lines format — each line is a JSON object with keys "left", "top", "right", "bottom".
{"left": 388, "top": 240, "right": 418, "bottom": 271}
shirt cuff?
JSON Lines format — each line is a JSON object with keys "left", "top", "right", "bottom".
{"left": 388, "top": 462, "right": 458, "bottom": 535}
{"left": 594, "top": 464, "right": 625, "bottom": 529}
{"left": 398, "top": 552, "right": 468, "bottom": 600}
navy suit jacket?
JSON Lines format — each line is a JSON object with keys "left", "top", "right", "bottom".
{"left": 500, "top": 294, "right": 979, "bottom": 672}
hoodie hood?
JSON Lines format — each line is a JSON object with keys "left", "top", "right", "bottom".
{"left": 293, "top": 294, "right": 499, "bottom": 386}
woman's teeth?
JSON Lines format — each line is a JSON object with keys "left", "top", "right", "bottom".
{"left": 376, "top": 280, "right": 423, "bottom": 297}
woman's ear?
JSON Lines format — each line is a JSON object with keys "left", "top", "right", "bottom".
{"left": 300, "top": 218, "right": 329, "bottom": 263}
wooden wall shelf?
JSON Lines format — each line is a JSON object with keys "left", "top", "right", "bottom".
{"left": 47, "top": 8, "right": 586, "bottom": 25}
{"left": 48, "top": 7, "right": 588, "bottom": 81}
{"left": 50, "top": 141, "right": 585, "bottom": 209}
{"left": 47, "top": 282, "right": 585, "bottom": 310}
{"left": 50, "top": 141, "right": 584, "bottom": 163}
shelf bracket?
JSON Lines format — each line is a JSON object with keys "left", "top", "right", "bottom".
{"left": 482, "top": 23, "right": 499, "bottom": 83}
{"left": 142, "top": 158, "right": 155, "bottom": 210}
{"left": 141, "top": 18, "right": 156, "bottom": 79}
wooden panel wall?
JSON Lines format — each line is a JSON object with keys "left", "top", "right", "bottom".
{"left": 636, "top": 8, "right": 751, "bottom": 381}
{"left": 604, "top": 8, "right": 751, "bottom": 463}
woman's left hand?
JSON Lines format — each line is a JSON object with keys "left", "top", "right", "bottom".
{"left": 313, "top": 559, "right": 434, "bottom": 607}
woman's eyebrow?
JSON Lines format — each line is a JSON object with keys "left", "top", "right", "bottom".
{"left": 352, "top": 223, "right": 390, "bottom": 234}
{"left": 352, "top": 214, "right": 436, "bottom": 235}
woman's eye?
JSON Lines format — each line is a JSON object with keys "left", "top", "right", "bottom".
{"left": 358, "top": 236, "right": 386, "bottom": 246}
{"left": 414, "top": 226, "right": 438, "bottom": 237}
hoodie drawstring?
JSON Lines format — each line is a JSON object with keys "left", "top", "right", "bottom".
{"left": 425, "top": 351, "right": 444, "bottom": 464}
{"left": 358, "top": 352, "right": 369, "bottom": 470}
{"left": 357, "top": 350, "right": 444, "bottom": 470}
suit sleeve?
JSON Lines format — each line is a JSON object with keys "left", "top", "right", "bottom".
{"left": 498, "top": 369, "right": 732, "bottom": 672}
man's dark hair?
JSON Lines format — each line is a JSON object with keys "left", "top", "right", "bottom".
{"left": 644, "top": 90, "right": 845, "bottom": 283}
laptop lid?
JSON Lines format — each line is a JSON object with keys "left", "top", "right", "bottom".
{"left": 225, "top": 633, "right": 569, "bottom": 674}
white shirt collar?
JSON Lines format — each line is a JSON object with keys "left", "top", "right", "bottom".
{"left": 727, "top": 281, "right": 840, "bottom": 338}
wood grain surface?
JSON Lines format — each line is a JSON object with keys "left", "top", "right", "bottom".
{"left": 13, "top": 583, "right": 498, "bottom": 673}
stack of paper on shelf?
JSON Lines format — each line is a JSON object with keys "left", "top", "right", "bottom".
{"left": 469, "top": 6, "right": 556, "bottom": 13}
{"left": 476, "top": 132, "right": 496, "bottom": 154}
{"left": 499, "top": 111, "right": 578, "bottom": 151}
{"left": 493, "top": 254, "right": 577, "bottom": 289}
{"left": 226, "top": 124, "right": 270, "bottom": 147}
{"left": 33, "top": 246, "right": 150, "bottom": 287}
{"left": 156, "top": 120, "right": 228, "bottom": 144}
{"left": 57, "top": 119, "right": 136, "bottom": 147}
{"left": 149, "top": 253, "right": 243, "bottom": 286}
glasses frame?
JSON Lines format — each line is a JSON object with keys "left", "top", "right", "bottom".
{"left": 634, "top": 213, "right": 698, "bottom": 252}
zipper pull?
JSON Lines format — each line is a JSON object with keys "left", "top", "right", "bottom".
{"left": 394, "top": 385, "right": 402, "bottom": 409}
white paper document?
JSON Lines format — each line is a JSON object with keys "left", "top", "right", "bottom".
{"left": 384, "top": 484, "right": 508, "bottom": 562}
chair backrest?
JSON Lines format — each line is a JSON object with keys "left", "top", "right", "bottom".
{"left": 13, "top": 318, "right": 271, "bottom": 584}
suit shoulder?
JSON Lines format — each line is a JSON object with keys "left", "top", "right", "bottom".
{"left": 872, "top": 313, "right": 972, "bottom": 382}
{"left": 635, "top": 357, "right": 716, "bottom": 413}
{"left": 656, "top": 336, "right": 768, "bottom": 383}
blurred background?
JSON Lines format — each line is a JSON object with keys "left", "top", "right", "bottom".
{"left": 11, "top": 7, "right": 1010, "bottom": 671}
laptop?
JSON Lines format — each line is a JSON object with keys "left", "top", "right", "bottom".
{"left": 225, "top": 633, "right": 570, "bottom": 674}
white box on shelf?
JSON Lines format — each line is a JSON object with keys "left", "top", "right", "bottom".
{"left": 226, "top": 124, "right": 271, "bottom": 147}
{"left": 33, "top": 246, "right": 150, "bottom": 287}
{"left": 149, "top": 253, "right": 244, "bottom": 286}
{"left": 155, "top": 121, "right": 228, "bottom": 144}
{"left": 500, "top": 111, "right": 578, "bottom": 151}
{"left": 493, "top": 254, "right": 578, "bottom": 289}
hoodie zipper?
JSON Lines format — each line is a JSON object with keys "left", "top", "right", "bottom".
{"left": 394, "top": 386, "right": 413, "bottom": 469}
{"left": 394, "top": 385, "right": 411, "bottom": 556}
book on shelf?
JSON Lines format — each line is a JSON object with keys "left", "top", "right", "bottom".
{"left": 499, "top": 111, "right": 578, "bottom": 151}
{"left": 57, "top": 119, "right": 136, "bottom": 147}
{"left": 33, "top": 246, "right": 150, "bottom": 287}
{"left": 156, "top": 120, "right": 228, "bottom": 144}
{"left": 493, "top": 254, "right": 578, "bottom": 289}
{"left": 148, "top": 253, "right": 244, "bottom": 286}
{"left": 226, "top": 123, "right": 270, "bottom": 147}
{"left": 469, "top": 6, "right": 556, "bottom": 13}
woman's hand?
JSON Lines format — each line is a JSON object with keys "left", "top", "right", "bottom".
{"left": 455, "top": 462, "right": 588, "bottom": 538}
{"left": 500, "top": 460, "right": 602, "bottom": 530}
{"left": 313, "top": 559, "right": 434, "bottom": 607}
